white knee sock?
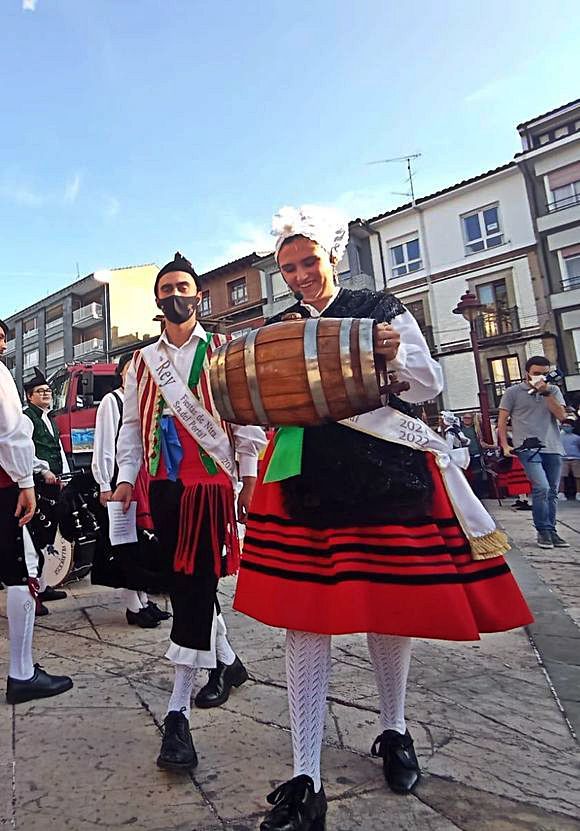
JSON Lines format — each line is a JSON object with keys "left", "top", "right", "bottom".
{"left": 166, "top": 665, "right": 197, "bottom": 720}
{"left": 138, "top": 591, "right": 149, "bottom": 607}
{"left": 7, "top": 586, "right": 36, "bottom": 681}
{"left": 367, "top": 633, "right": 412, "bottom": 735}
{"left": 215, "top": 613, "right": 236, "bottom": 666}
{"left": 286, "top": 629, "right": 332, "bottom": 792}
{"left": 121, "top": 589, "right": 143, "bottom": 613}
{"left": 38, "top": 572, "right": 48, "bottom": 593}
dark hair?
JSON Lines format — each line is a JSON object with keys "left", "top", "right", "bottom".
{"left": 525, "top": 355, "right": 550, "bottom": 372}
{"left": 154, "top": 252, "right": 200, "bottom": 297}
{"left": 115, "top": 352, "right": 133, "bottom": 377}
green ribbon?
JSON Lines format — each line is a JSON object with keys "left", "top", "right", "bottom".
{"left": 263, "top": 426, "right": 304, "bottom": 483}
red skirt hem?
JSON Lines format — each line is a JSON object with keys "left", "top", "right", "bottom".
{"left": 234, "top": 447, "right": 533, "bottom": 640}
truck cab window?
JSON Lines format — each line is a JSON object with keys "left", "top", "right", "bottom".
{"left": 51, "top": 373, "right": 70, "bottom": 412}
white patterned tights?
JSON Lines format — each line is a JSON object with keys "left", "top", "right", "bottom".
{"left": 285, "top": 630, "right": 411, "bottom": 791}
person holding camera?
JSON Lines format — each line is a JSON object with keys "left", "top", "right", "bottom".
{"left": 498, "top": 356, "right": 568, "bottom": 549}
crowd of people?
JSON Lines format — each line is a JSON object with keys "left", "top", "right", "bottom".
{"left": 2, "top": 203, "right": 564, "bottom": 831}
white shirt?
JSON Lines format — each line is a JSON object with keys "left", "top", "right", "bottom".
{"left": 0, "top": 362, "right": 35, "bottom": 488}
{"left": 116, "top": 323, "right": 266, "bottom": 487}
{"left": 92, "top": 388, "right": 123, "bottom": 493}
{"left": 302, "top": 290, "right": 443, "bottom": 404}
{"left": 40, "top": 408, "right": 70, "bottom": 475}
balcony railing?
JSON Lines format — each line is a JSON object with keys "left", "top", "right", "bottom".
{"left": 547, "top": 191, "right": 580, "bottom": 213}
{"left": 485, "top": 378, "right": 522, "bottom": 408}
{"left": 46, "top": 317, "right": 63, "bottom": 331}
{"left": 562, "top": 275, "right": 580, "bottom": 292}
{"left": 73, "top": 338, "right": 104, "bottom": 359}
{"left": 474, "top": 307, "right": 520, "bottom": 340}
{"left": 73, "top": 302, "right": 103, "bottom": 326}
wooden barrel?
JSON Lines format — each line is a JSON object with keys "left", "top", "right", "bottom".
{"left": 209, "top": 318, "right": 380, "bottom": 426}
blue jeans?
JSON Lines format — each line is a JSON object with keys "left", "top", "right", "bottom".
{"left": 518, "top": 451, "right": 563, "bottom": 532}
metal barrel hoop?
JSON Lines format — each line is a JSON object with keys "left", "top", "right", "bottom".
{"left": 243, "top": 329, "right": 269, "bottom": 425}
{"left": 303, "top": 318, "right": 331, "bottom": 420}
{"left": 358, "top": 318, "right": 380, "bottom": 407}
{"left": 210, "top": 344, "right": 237, "bottom": 424}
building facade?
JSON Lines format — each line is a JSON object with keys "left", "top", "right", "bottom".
{"left": 367, "top": 163, "right": 555, "bottom": 414}
{"left": 516, "top": 99, "right": 580, "bottom": 402}
{"left": 198, "top": 254, "right": 265, "bottom": 337}
{"left": 4, "top": 264, "right": 159, "bottom": 395}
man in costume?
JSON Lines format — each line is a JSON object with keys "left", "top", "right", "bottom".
{"left": 1, "top": 348, "right": 73, "bottom": 704}
{"left": 233, "top": 206, "right": 533, "bottom": 831}
{"left": 92, "top": 352, "right": 170, "bottom": 627}
{"left": 113, "top": 253, "right": 265, "bottom": 771}
{"left": 23, "top": 368, "right": 70, "bottom": 610}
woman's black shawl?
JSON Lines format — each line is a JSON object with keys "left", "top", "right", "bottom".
{"left": 266, "top": 287, "right": 434, "bottom": 527}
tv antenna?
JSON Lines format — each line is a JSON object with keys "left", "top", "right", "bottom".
{"left": 366, "top": 153, "right": 422, "bottom": 205}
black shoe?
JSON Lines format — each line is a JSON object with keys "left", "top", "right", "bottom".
{"left": 194, "top": 656, "right": 248, "bottom": 709}
{"left": 156, "top": 710, "right": 198, "bottom": 772}
{"left": 147, "top": 600, "right": 172, "bottom": 621}
{"left": 260, "top": 775, "right": 327, "bottom": 831}
{"left": 38, "top": 586, "right": 68, "bottom": 602}
{"left": 125, "top": 608, "right": 159, "bottom": 628}
{"left": 6, "top": 664, "right": 73, "bottom": 704}
{"left": 551, "top": 531, "right": 570, "bottom": 548}
{"left": 513, "top": 500, "right": 532, "bottom": 511}
{"left": 371, "top": 729, "right": 421, "bottom": 794}
{"left": 537, "top": 531, "right": 554, "bottom": 549}
{"left": 35, "top": 600, "right": 49, "bottom": 617}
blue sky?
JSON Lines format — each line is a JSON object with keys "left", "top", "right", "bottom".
{"left": 1, "top": 0, "right": 579, "bottom": 312}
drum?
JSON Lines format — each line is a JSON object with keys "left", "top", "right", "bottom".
{"left": 56, "top": 471, "right": 100, "bottom": 582}
{"left": 209, "top": 318, "right": 381, "bottom": 426}
{"left": 42, "top": 531, "right": 74, "bottom": 587}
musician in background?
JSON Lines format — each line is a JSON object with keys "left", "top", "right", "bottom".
{"left": 23, "top": 368, "right": 70, "bottom": 610}
{"left": 0, "top": 352, "right": 73, "bottom": 704}
{"left": 91, "top": 352, "right": 170, "bottom": 628}
{"left": 113, "top": 253, "right": 266, "bottom": 773}
{"left": 233, "top": 206, "right": 533, "bottom": 831}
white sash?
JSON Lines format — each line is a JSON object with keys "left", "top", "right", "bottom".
{"left": 341, "top": 407, "right": 509, "bottom": 560}
{"left": 141, "top": 343, "right": 238, "bottom": 485}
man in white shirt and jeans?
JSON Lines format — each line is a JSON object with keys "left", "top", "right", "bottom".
{"left": 498, "top": 356, "right": 568, "bottom": 549}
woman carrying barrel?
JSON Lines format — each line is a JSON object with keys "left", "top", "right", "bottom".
{"left": 233, "top": 205, "right": 532, "bottom": 831}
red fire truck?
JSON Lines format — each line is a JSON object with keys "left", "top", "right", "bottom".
{"left": 49, "top": 362, "right": 119, "bottom": 471}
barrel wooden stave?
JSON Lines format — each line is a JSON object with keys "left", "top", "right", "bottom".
{"left": 210, "top": 318, "right": 379, "bottom": 426}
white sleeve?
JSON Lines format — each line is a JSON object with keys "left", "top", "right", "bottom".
{"left": 91, "top": 393, "right": 120, "bottom": 492}
{"left": 115, "top": 362, "right": 144, "bottom": 487}
{"left": 387, "top": 310, "right": 444, "bottom": 403}
{"left": 60, "top": 441, "right": 70, "bottom": 474}
{"left": 231, "top": 424, "right": 268, "bottom": 478}
{"left": 0, "top": 363, "right": 35, "bottom": 488}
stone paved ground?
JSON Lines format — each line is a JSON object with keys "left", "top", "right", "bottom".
{"left": 1, "top": 501, "right": 579, "bottom": 831}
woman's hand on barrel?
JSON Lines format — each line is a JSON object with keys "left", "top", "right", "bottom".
{"left": 373, "top": 323, "right": 400, "bottom": 361}
{"left": 238, "top": 476, "right": 257, "bottom": 524}
{"left": 112, "top": 482, "right": 134, "bottom": 513}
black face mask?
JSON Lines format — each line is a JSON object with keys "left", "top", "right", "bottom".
{"left": 157, "top": 294, "right": 198, "bottom": 324}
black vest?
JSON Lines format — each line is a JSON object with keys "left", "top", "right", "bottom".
{"left": 23, "top": 404, "right": 63, "bottom": 475}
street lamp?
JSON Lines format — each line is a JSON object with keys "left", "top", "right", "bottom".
{"left": 94, "top": 269, "right": 112, "bottom": 362}
{"left": 452, "top": 290, "right": 493, "bottom": 444}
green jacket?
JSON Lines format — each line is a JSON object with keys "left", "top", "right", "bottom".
{"left": 23, "top": 403, "right": 63, "bottom": 475}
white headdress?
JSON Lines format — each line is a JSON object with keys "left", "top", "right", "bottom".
{"left": 272, "top": 204, "right": 349, "bottom": 263}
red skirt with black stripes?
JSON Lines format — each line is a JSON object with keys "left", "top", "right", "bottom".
{"left": 234, "top": 451, "right": 533, "bottom": 640}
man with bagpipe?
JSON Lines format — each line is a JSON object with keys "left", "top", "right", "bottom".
{"left": 0, "top": 322, "right": 73, "bottom": 704}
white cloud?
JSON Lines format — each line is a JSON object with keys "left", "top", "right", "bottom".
{"left": 0, "top": 183, "right": 45, "bottom": 206}
{"left": 464, "top": 73, "right": 520, "bottom": 105}
{"left": 64, "top": 173, "right": 81, "bottom": 204}
{"left": 199, "top": 221, "right": 274, "bottom": 272}
{"left": 22, "top": 0, "right": 37, "bottom": 10}
{"left": 104, "top": 196, "right": 120, "bottom": 219}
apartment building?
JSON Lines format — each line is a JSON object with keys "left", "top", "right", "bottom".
{"left": 516, "top": 99, "right": 580, "bottom": 402}
{"left": 198, "top": 254, "right": 265, "bottom": 337}
{"left": 367, "top": 162, "right": 554, "bottom": 413}
{"left": 4, "top": 264, "right": 159, "bottom": 394}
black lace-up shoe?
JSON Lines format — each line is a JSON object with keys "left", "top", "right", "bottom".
{"left": 6, "top": 664, "right": 73, "bottom": 704}
{"left": 551, "top": 531, "right": 570, "bottom": 548}
{"left": 156, "top": 710, "right": 198, "bottom": 772}
{"left": 194, "top": 656, "right": 248, "bottom": 708}
{"left": 125, "top": 607, "right": 159, "bottom": 628}
{"left": 260, "top": 775, "right": 327, "bottom": 831}
{"left": 371, "top": 729, "right": 421, "bottom": 794}
{"left": 38, "top": 586, "right": 68, "bottom": 602}
{"left": 147, "top": 600, "right": 172, "bottom": 621}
